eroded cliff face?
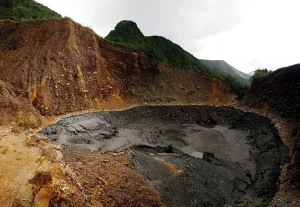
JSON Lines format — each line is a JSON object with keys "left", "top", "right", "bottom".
{"left": 0, "top": 18, "right": 235, "bottom": 125}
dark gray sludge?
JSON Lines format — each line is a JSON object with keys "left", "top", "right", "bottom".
{"left": 40, "top": 106, "right": 288, "bottom": 207}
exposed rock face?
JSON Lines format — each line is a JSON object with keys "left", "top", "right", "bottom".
{"left": 0, "top": 18, "right": 235, "bottom": 121}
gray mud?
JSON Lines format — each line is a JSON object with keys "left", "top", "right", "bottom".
{"left": 40, "top": 106, "right": 288, "bottom": 207}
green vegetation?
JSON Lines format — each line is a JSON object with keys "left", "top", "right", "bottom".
{"left": 106, "top": 20, "right": 250, "bottom": 98}
{"left": 199, "top": 59, "right": 250, "bottom": 85}
{"left": 250, "top": 68, "right": 272, "bottom": 85}
{"left": 106, "top": 20, "right": 206, "bottom": 70}
{"left": 221, "top": 73, "right": 250, "bottom": 99}
{"left": 0, "top": 0, "right": 61, "bottom": 22}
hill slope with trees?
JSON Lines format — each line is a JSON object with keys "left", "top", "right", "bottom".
{"left": 105, "top": 20, "right": 209, "bottom": 71}
{"left": 199, "top": 59, "right": 250, "bottom": 85}
{"left": 0, "top": 0, "right": 61, "bottom": 22}
{"left": 105, "top": 20, "right": 249, "bottom": 98}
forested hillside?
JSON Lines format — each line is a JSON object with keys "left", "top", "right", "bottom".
{"left": 199, "top": 59, "right": 250, "bottom": 85}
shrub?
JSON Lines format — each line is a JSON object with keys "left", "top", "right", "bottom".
{"left": 250, "top": 68, "right": 272, "bottom": 85}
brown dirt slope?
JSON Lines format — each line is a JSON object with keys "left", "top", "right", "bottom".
{"left": 0, "top": 80, "right": 41, "bottom": 128}
{"left": 0, "top": 18, "right": 235, "bottom": 121}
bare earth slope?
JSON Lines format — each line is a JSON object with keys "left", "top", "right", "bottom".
{"left": 0, "top": 18, "right": 235, "bottom": 121}
{"left": 245, "top": 64, "right": 300, "bottom": 120}
{"left": 0, "top": 80, "right": 41, "bottom": 127}
{"left": 243, "top": 64, "right": 300, "bottom": 206}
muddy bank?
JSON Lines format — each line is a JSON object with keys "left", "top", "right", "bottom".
{"left": 40, "top": 106, "right": 287, "bottom": 206}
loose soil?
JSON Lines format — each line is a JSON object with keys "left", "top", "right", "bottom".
{"left": 0, "top": 127, "right": 42, "bottom": 207}
{"left": 41, "top": 105, "right": 288, "bottom": 207}
{"left": 0, "top": 18, "right": 234, "bottom": 123}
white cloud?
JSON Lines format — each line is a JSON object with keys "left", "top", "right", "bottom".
{"left": 36, "top": 0, "right": 300, "bottom": 73}
{"left": 194, "top": 0, "right": 300, "bottom": 72}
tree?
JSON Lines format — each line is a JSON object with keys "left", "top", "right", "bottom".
{"left": 250, "top": 68, "right": 272, "bottom": 85}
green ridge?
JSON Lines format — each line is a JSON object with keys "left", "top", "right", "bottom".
{"left": 199, "top": 59, "right": 250, "bottom": 85}
{"left": 106, "top": 20, "right": 208, "bottom": 71}
{"left": 0, "top": 0, "right": 61, "bottom": 22}
{"left": 106, "top": 20, "right": 249, "bottom": 98}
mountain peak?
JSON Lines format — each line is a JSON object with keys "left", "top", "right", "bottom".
{"left": 105, "top": 21, "right": 250, "bottom": 97}
{"left": 105, "top": 20, "right": 205, "bottom": 70}
{"left": 115, "top": 20, "right": 139, "bottom": 29}
{"left": 106, "top": 20, "right": 145, "bottom": 44}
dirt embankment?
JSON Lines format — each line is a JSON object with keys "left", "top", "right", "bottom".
{"left": 244, "top": 64, "right": 300, "bottom": 120}
{"left": 0, "top": 80, "right": 41, "bottom": 127}
{"left": 0, "top": 18, "right": 235, "bottom": 127}
{"left": 243, "top": 64, "right": 300, "bottom": 205}
{"left": 41, "top": 106, "right": 287, "bottom": 207}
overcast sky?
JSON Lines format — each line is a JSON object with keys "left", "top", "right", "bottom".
{"left": 36, "top": 0, "right": 300, "bottom": 73}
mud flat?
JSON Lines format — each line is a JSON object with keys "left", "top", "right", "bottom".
{"left": 40, "top": 106, "right": 288, "bottom": 206}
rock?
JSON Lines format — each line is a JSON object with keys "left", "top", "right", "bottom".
{"left": 18, "top": 182, "right": 33, "bottom": 202}
{"left": 37, "top": 160, "right": 52, "bottom": 173}
{"left": 26, "top": 134, "right": 49, "bottom": 147}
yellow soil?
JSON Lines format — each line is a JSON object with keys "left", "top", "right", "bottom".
{"left": 154, "top": 157, "right": 183, "bottom": 176}
{"left": 0, "top": 127, "right": 42, "bottom": 207}
{"left": 0, "top": 125, "right": 86, "bottom": 207}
